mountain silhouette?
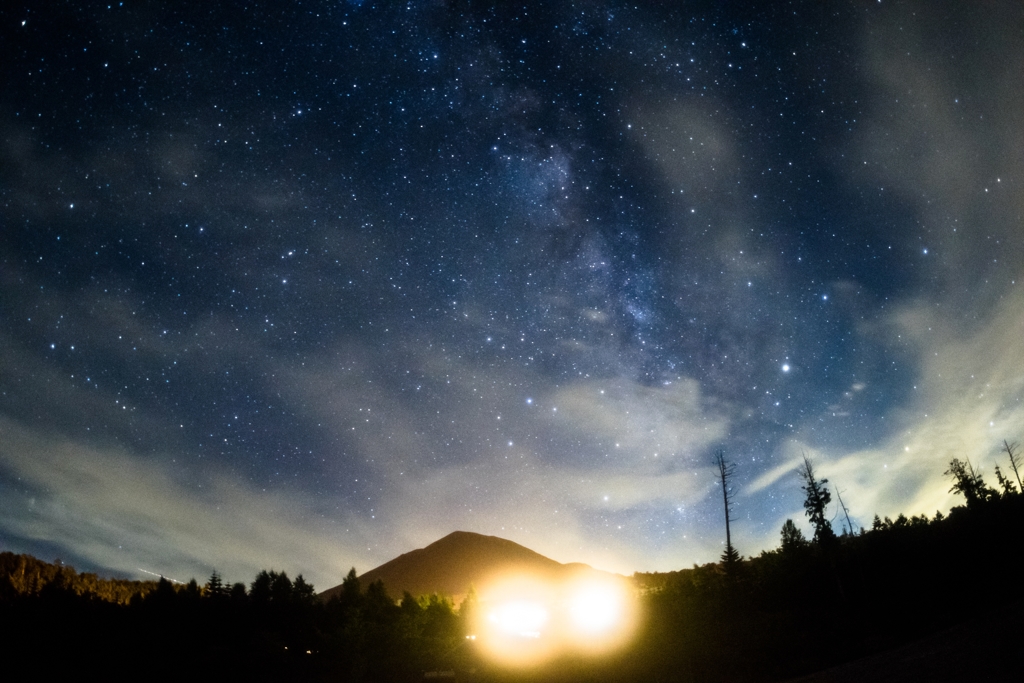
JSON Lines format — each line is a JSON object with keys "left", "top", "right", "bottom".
{"left": 319, "top": 531, "right": 617, "bottom": 603}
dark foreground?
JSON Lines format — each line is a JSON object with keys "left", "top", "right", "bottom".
{"left": 787, "top": 606, "right": 1023, "bottom": 683}
{"left": 3, "top": 486, "right": 1024, "bottom": 682}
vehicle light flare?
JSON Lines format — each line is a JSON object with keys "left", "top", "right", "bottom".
{"left": 471, "top": 571, "right": 639, "bottom": 666}
{"left": 488, "top": 600, "right": 548, "bottom": 637}
{"left": 568, "top": 582, "right": 622, "bottom": 633}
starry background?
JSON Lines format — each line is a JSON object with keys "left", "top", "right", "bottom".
{"left": 2, "top": 0, "right": 1023, "bottom": 588}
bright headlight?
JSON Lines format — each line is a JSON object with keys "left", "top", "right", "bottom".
{"left": 489, "top": 600, "right": 548, "bottom": 638}
{"left": 472, "top": 570, "right": 639, "bottom": 665}
{"left": 568, "top": 582, "right": 622, "bottom": 633}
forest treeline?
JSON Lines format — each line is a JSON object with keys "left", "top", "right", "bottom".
{"left": 629, "top": 466, "right": 1024, "bottom": 682}
{"left": 2, "top": 448, "right": 1023, "bottom": 682}
{"left": 0, "top": 556, "right": 473, "bottom": 681}
{"left": 0, "top": 551, "right": 161, "bottom": 604}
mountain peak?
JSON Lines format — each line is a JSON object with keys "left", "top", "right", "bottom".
{"left": 319, "top": 531, "right": 604, "bottom": 603}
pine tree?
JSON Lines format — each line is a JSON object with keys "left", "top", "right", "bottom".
{"left": 250, "top": 570, "right": 273, "bottom": 602}
{"left": 779, "top": 519, "right": 807, "bottom": 552}
{"left": 270, "top": 570, "right": 293, "bottom": 601}
{"left": 293, "top": 574, "right": 316, "bottom": 603}
{"left": 994, "top": 465, "right": 1018, "bottom": 496}
{"left": 205, "top": 570, "right": 226, "bottom": 598}
{"left": 799, "top": 456, "right": 834, "bottom": 544}
{"left": 944, "top": 457, "right": 995, "bottom": 508}
{"left": 340, "top": 567, "right": 361, "bottom": 608}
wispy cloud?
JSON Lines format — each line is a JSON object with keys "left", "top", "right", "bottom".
{"left": 0, "top": 417, "right": 374, "bottom": 590}
{"left": 782, "top": 288, "right": 1024, "bottom": 537}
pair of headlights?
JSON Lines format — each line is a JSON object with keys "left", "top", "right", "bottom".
{"left": 470, "top": 574, "right": 637, "bottom": 664}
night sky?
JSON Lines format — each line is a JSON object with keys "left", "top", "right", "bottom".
{"left": 2, "top": 1, "right": 1023, "bottom": 589}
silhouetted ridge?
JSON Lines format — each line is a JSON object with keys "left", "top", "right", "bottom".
{"left": 319, "top": 531, "right": 608, "bottom": 603}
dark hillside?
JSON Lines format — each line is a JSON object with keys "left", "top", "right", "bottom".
{"left": 320, "top": 530, "right": 617, "bottom": 603}
{"left": 3, "top": 469, "right": 1023, "bottom": 682}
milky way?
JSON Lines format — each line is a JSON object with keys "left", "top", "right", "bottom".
{"left": 2, "top": 1, "right": 1023, "bottom": 587}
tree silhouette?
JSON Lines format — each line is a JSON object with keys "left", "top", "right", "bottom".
{"left": 779, "top": 519, "right": 807, "bottom": 552}
{"left": 205, "top": 570, "right": 226, "bottom": 598}
{"left": 713, "top": 450, "right": 740, "bottom": 567}
{"left": 339, "top": 567, "right": 361, "bottom": 609}
{"left": 459, "top": 585, "right": 478, "bottom": 637}
{"left": 229, "top": 581, "right": 247, "bottom": 601}
{"left": 944, "top": 457, "right": 995, "bottom": 508}
{"left": 250, "top": 570, "right": 273, "bottom": 602}
{"left": 292, "top": 574, "right": 315, "bottom": 603}
{"left": 834, "top": 486, "right": 855, "bottom": 536}
{"left": 183, "top": 578, "right": 202, "bottom": 601}
{"left": 151, "top": 576, "right": 177, "bottom": 605}
{"left": 994, "top": 465, "right": 1018, "bottom": 496}
{"left": 270, "top": 570, "right": 293, "bottom": 602}
{"left": 1002, "top": 440, "right": 1022, "bottom": 491}
{"left": 799, "top": 456, "right": 834, "bottom": 544}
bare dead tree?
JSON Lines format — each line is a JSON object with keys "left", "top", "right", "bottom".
{"left": 835, "top": 486, "right": 855, "bottom": 536}
{"left": 1003, "top": 440, "right": 1023, "bottom": 491}
{"left": 713, "top": 450, "right": 740, "bottom": 566}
